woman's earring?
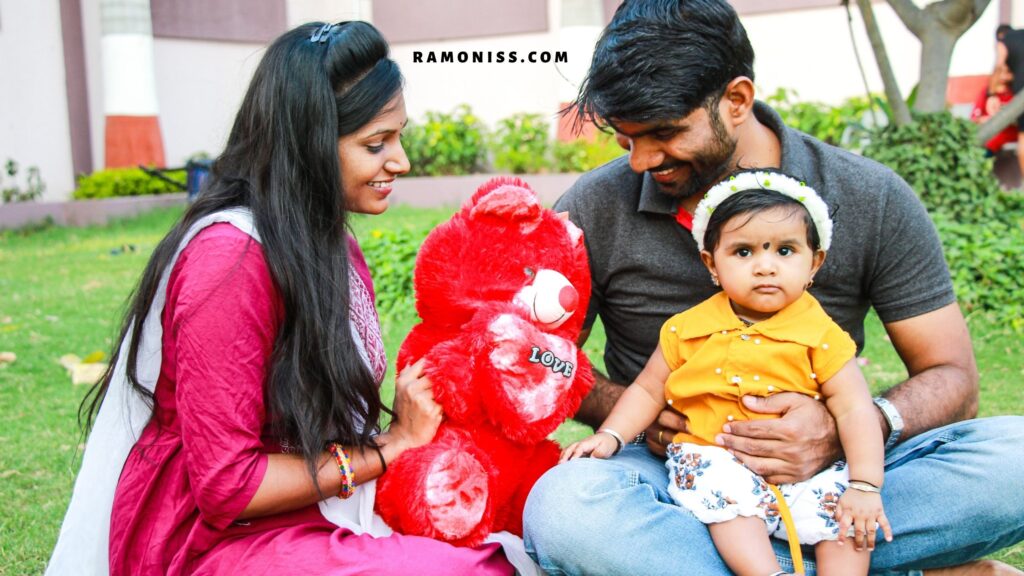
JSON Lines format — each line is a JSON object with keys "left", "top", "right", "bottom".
{"left": 711, "top": 274, "right": 720, "bottom": 287}
{"left": 806, "top": 278, "right": 814, "bottom": 288}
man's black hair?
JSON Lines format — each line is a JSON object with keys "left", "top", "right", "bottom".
{"left": 573, "top": 0, "right": 754, "bottom": 127}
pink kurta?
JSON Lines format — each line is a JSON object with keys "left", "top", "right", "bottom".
{"left": 108, "top": 224, "right": 512, "bottom": 575}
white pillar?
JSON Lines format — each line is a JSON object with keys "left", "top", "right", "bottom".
{"left": 100, "top": 0, "right": 164, "bottom": 168}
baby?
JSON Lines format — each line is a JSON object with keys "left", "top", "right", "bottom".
{"left": 562, "top": 170, "right": 892, "bottom": 576}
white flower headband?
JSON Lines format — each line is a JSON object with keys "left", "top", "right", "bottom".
{"left": 691, "top": 170, "right": 833, "bottom": 252}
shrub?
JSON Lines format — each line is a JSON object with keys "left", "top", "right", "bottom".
{"left": 765, "top": 88, "right": 875, "bottom": 151}
{"left": 2, "top": 159, "right": 46, "bottom": 203}
{"left": 75, "top": 167, "right": 186, "bottom": 199}
{"left": 863, "top": 112, "right": 1002, "bottom": 222}
{"left": 862, "top": 111, "right": 1024, "bottom": 321}
{"left": 934, "top": 212, "right": 1024, "bottom": 326}
{"left": 553, "top": 131, "right": 627, "bottom": 173}
{"left": 359, "top": 227, "right": 428, "bottom": 316}
{"left": 491, "top": 113, "right": 551, "bottom": 174}
{"left": 403, "top": 105, "right": 487, "bottom": 176}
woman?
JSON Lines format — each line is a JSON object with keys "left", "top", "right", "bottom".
{"left": 49, "top": 22, "right": 514, "bottom": 575}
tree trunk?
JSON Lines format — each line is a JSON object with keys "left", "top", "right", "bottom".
{"left": 915, "top": 29, "right": 958, "bottom": 112}
{"left": 857, "top": 0, "right": 913, "bottom": 125}
{"left": 977, "top": 89, "right": 1024, "bottom": 144}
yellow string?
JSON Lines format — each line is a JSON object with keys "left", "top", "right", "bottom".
{"left": 768, "top": 483, "right": 804, "bottom": 575}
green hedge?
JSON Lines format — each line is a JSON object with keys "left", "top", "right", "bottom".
{"left": 75, "top": 167, "right": 185, "bottom": 199}
{"left": 765, "top": 88, "right": 875, "bottom": 151}
{"left": 863, "top": 112, "right": 1024, "bottom": 321}
{"left": 491, "top": 113, "right": 552, "bottom": 174}
{"left": 552, "top": 131, "right": 626, "bottom": 173}
{"left": 359, "top": 227, "right": 425, "bottom": 316}
{"left": 403, "top": 105, "right": 488, "bottom": 177}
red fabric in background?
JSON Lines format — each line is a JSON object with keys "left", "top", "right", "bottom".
{"left": 971, "top": 88, "right": 1019, "bottom": 154}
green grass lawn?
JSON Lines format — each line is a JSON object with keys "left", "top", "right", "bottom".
{"left": 0, "top": 205, "right": 1020, "bottom": 573}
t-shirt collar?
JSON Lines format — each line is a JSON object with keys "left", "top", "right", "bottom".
{"left": 677, "top": 291, "right": 829, "bottom": 347}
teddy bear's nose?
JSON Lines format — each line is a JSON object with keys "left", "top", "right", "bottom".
{"left": 558, "top": 285, "right": 579, "bottom": 313}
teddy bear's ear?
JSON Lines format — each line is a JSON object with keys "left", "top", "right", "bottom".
{"left": 468, "top": 177, "right": 542, "bottom": 223}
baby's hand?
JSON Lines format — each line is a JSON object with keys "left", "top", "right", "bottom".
{"left": 560, "top": 433, "right": 619, "bottom": 462}
{"left": 837, "top": 487, "right": 893, "bottom": 551}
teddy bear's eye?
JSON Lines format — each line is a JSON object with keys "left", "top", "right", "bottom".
{"left": 524, "top": 267, "right": 535, "bottom": 277}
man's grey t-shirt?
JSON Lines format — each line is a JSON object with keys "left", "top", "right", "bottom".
{"left": 555, "top": 102, "right": 956, "bottom": 384}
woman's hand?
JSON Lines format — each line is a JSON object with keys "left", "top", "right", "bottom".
{"left": 836, "top": 488, "right": 893, "bottom": 551}
{"left": 560, "top": 432, "right": 620, "bottom": 462}
{"left": 382, "top": 359, "right": 443, "bottom": 457}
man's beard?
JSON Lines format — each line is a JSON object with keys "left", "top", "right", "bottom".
{"left": 655, "top": 112, "right": 737, "bottom": 200}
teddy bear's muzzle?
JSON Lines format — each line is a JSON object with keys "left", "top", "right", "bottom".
{"left": 514, "top": 269, "right": 578, "bottom": 329}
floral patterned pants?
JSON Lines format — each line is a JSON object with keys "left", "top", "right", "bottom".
{"left": 666, "top": 443, "right": 849, "bottom": 545}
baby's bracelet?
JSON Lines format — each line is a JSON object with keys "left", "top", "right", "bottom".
{"left": 597, "top": 428, "right": 625, "bottom": 456}
{"left": 847, "top": 480, "right": 881, "bottom": 493}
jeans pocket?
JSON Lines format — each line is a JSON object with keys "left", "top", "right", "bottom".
{"left": 883, "top": 428, "right": 961, "bottom": 469}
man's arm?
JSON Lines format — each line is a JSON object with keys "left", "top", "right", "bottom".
{"left": 717, "top": 302, "right": 978, "bottom": 484}
{"left": 878, "top": 302, "right": 978, "bottom": 439}
{"left": 572, "top": 327, "right": 625, "bottom": 429}
{"left": 575, "top": 368, "right": 627, "bottom": 430}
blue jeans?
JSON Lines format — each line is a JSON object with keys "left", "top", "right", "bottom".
{"left": 523, "top": 416, "right": 1024, "bottom": 576}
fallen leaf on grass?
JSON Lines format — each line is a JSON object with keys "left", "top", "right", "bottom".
{"left": 0, "top": 470, "right": 20, "bottom": 479}
{"left": 59, "top": 353, "right": 108, "bottom": 386}
{"left": 71, "top": 363, "right": 108, "bottom": 386}
{"left": 59, "top": 354, "right": 81, "bottom": 370}
{"left": 0, "top": 351, "right": 15, "bottom": 366}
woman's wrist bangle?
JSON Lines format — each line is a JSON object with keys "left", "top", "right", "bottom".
{"left": 372, "top": 443, "right": 387, "bottom": 474}
{"left": 848, "top": 479, "right": 881, "bottom": 493}
{"left": 597, "top": 428, "right": 625, "bottom": 455}
{"left": 328, "top": 442, "right": 356, "bottom": 499}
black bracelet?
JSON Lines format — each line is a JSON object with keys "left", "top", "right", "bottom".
{"left": 372, "top": 443, "right": 387, "bottom": 473}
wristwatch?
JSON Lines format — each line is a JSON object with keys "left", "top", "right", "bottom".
{"left": 873, "top": 397, "right": 904, "bottom": 450}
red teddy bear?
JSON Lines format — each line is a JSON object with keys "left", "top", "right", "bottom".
{"left": 375, "top": 177, "right": 594, "bottom": 547}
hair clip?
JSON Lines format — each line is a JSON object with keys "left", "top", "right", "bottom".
{"left": 310, "top": 23, "right": 336, "bottom": 44}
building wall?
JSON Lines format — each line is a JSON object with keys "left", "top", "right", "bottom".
{"left": 150, "top": 0, "right": 370, "bottom": 169}
{"left": 388, "top": 1, "right": 1004, "bottom": 129}
{"left": 3, "top": 1, "right": 1012, "bottom": 201}
{"left": 0, "top": 0, "right": 75, "bottom": 201}
{"left": 387, "top": 0, "right": 602, "bottom": 128}
{"left": 746, "top": 1, "right": 1001, "bottom": 106}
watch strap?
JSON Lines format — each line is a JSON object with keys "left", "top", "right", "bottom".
{"left": 873, "top": 396, "right": 904, "bottom": 450}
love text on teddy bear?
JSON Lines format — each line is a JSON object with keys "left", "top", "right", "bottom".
{"left": 527, "top": 346, "right": 575, "bottom": 378}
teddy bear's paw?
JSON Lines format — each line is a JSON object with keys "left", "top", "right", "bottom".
{"left": 424, "top": 449, "right": 491, "bottom": 540}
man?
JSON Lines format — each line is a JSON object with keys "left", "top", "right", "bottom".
{"left": 522, "top": 1, "right": 1024, "bottom": 574}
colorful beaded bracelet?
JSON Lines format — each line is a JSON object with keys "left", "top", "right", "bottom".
{"left": 328, "top": 442, "right": 356, "bottom": 499}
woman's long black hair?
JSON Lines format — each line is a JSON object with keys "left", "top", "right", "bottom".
{"left": 81, "top": 21, "right": 402, "bottom": 481}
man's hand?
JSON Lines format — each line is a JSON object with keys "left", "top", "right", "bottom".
{"left": 714, "top": 392, "right": 840, "bottom": 484}
{"left": 644, "top": 409, "right": 688, "bottom": 456}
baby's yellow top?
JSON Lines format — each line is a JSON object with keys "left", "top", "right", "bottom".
{"left": 660, "top": 291, "right": 856, "bottom": 446}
